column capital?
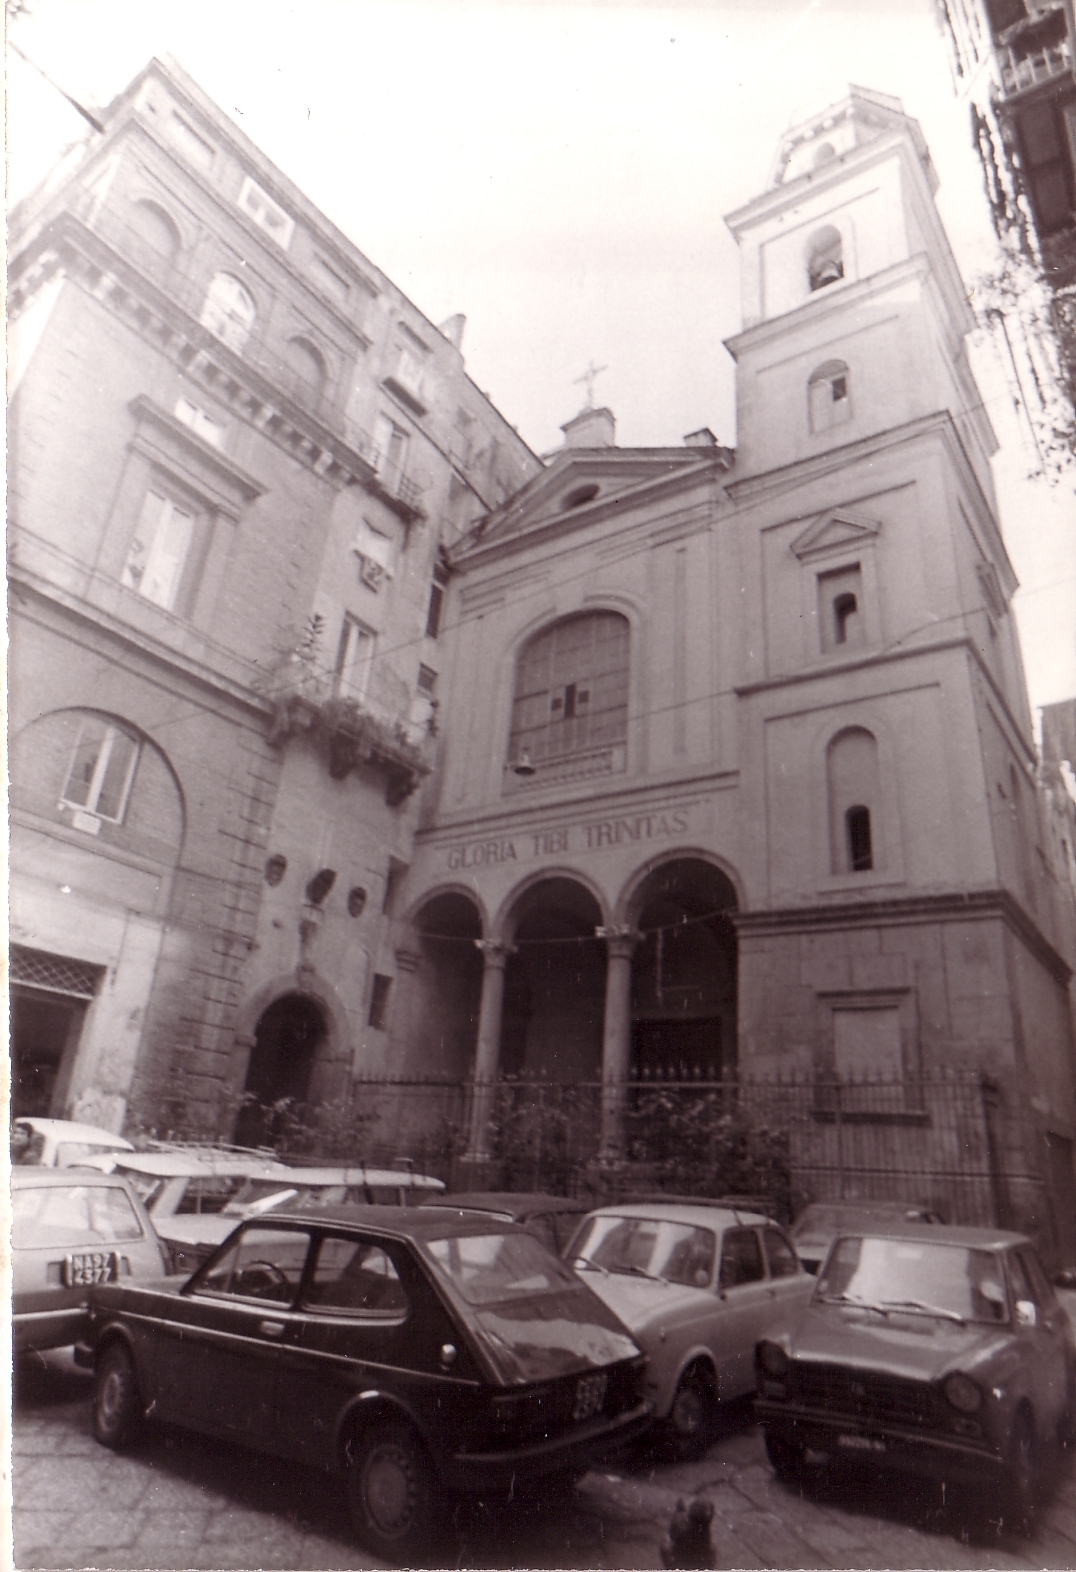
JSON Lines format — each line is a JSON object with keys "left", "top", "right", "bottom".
{"left": 474, "top": 938, "right": 517, "bottom": 969}
{"left": 596, "top": 924, "right": 642, "bottom": 959}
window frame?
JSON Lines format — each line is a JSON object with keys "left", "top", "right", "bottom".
{"left": 200, "top": 272, "right": 257, "bottom": 351}
{"left": 333, "top": 615, "right": 376, "bottom": 701}
{"left": 60, "top": 717, "right": 141, "bottom": 825}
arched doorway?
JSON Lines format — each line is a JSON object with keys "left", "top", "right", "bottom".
{"left": 408, "top": 892, "right": 484, "bottom": 1078}
{"left": 235, "top": 992, "right": 327, "bottom": 1146}
{"left": 628, "top": 858, "right": 738, "bottom": 1079}
{"left": 501, "top": 877, "right": 605, "bottom": 1080}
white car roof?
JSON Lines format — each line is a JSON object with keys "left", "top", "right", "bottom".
{"left": 251, "top": 1167, "right": 445, "bottom": 1190}
{"left": 80, "top": 1151, "right": 295, "bottom": 1178}
{"left": 584, "top": 1202, "right": 773, "bottom": 1229}
{"left": 15, "top": 1117, "right": 134, "bottom": 1149}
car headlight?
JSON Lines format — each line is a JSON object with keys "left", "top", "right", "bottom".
{"left": 757, "top": 1341, "right": 789, "bottom": 1378}
{"left": 943, "top": 1373, "right": 982, "bottom": 1413}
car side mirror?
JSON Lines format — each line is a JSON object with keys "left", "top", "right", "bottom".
{"left": 1015, "top": 1299, "right": 1037, "bottom": 1328}
{"left": 440, "top": 1342, "right": 458, "bottom": 1369}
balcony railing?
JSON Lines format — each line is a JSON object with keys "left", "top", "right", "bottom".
{"left": 1000, "top": 35, "right": 1072, "bottom": 92}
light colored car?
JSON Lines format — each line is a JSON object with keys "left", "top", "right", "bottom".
{"left": 566, "top": 1202, "right": 814, "bottom": 1454}
{"left": 155, "top": 1165, "right": 448, "bottom": 1273}
{"left": 12, "top": 1167, "right": 168, "bottom": 1352}
{"left": 74, "top": 1149, "right": 297, "bottom": 1220}
{"left": 12, "top": 1116, "right": 134, "bottom": 1168}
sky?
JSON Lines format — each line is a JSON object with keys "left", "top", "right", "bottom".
{"left": 7, "top": 0, "right": 1074, "bottom": 711}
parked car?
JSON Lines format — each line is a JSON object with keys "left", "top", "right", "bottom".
{"left": 11, "top": 1116, "right": 134, "bottom": 1168}
{"left": 154, "top": 1165, "right": 448, "bottom": 1273}
{"left": 423, "top": 1192, "right": 594, "bottom": 1254}
{"left": 566, "top": 1201, "right": 814, "bottom": 1455}
{"left": 755, "top": 1223, "right": 1076, "bottom": 1529}
{"left": 790, "top": 1200, "right": 943, "bottom": 1273}
{"left": 74, "top": 1149, "right": 297, "bottom": 1221}
{"left": 84, "top": 1205, "right": 651, "bottom": 1560}
{"left": 13, "top": 1168, "right": 168, "bottom": 1354}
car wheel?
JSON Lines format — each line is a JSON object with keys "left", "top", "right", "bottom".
{"left": 667, "top": 1365, "right": 717, "bottom": 1459}
{"left": 764, "top": 1426, "right": 807, "bottom": 1483}
{"left": 345, "top": 1420, "right": 437, "bottom": 1560}
{"left": 1003, "top": 1411, "right": 1038, "bottom": 1534}
{"left": 93, "top": 1342, "right": 143, "bottom": 1449}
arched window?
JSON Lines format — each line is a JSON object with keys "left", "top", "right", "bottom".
{"left": 129, "top": 200, "right": 180, "bottom": 263}
{"left": 808, "top": 359, "right": 851, "bottom": 433}
{"left": 834, "top": 592, "right": 859, "bottom": 645}
{"left": 807, "top": 224, "right": 844, "bottom": 291}
{"left": 199, "top": 273, "right": 256, "bottom": 350}
{"left": 509, "top": 611, "right": 629, "bottom": 782}
{"left": 827, "top": 727, "right": 880, "bottom": 874}
{"left": 284, "top": 336, "right": 327, "bottom": 406}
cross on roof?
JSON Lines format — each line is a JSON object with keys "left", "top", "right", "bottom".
{"left": 573, "top": 360, "right": 608, "bottom": 409}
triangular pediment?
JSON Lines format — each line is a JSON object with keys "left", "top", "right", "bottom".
{"left": 458, "top": 444, "right": 732, "bottom": 556}
{"left": 790, "top": 508, "right": 881, "bottom": 562}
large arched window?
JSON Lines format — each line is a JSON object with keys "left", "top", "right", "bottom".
{"left": 199, "top": 273, "right": 256, "bottom": 350}
{"left": 129, "top": 200, "right": 181, "bottom": 264}
{"left": 808, "top": 359, "right": 851, "bottom": 433}
{"left": 827, "top": 727, "right": 880, "bottom": 874}
{"left": 508, "top": 611, "right": 629, "bottom": 783}
{"left": 284, "top": 336, "right": 327, "bottom": 406}
{"left": 807, "top": 224, "right": 844, "bottom": 291}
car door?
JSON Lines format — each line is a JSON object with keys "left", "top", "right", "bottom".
{"left": 713, "top": 1226, "right": 772, "bottom": 1399}
{"left": 284, "top": 1228, "right": 469, "bottom": 1471}
{"left": 1009, "top": 1246, "right": 1071, "bottom": 1432}
{"left": 151, "top": 1221, "right": 314, "bottom": 1448}
{"left": 761, "top": 1225, "right": 814, "bottom": 1335}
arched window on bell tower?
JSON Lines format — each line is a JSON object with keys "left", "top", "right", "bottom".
{"left": 808, "top": 359, "right": 851, "bottom": 433}
{"left": 827, "top": 727, "right": 880, "bottom": 875}
{"left": 807, "top": 225, "right": 844, "bottom": 291}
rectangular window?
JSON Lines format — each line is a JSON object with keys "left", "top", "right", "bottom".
{"left": 122, "top": 489, "right": 195, "bottom": 610}
{"left": 818, "top": 565, "right": 863, "bottom": 653}
{"left": 425, "top": 561, "right": 449, "bottom": 639}
{"left": 334, "top": 616, "right": 375, "bottom": 700}
{"left": 417, "top": 664, "right": 437, "bottom": 695}
{"left": 372, "top": 413, "right": 409, "bottom": 489}
{"left": 236, "top": 176, "right": 295, "bottom": 249}
{"left": 368, "top": 974, "right": 393, "bottom": 1030}
{"left": 61, "top": 719, "right": 140, "bottom": 823}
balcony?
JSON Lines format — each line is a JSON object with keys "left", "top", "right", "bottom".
{"left": 999, "top": 31, "right": 1072, "bottom": 93}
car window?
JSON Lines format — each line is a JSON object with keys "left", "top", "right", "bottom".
{"left": 570, "top": 1215, "right": 716, "bottom": 1285}
{"left": 719, "top": 1227, "right": 765, "bottom": 1289}
{"left": 763, "top": 1227, "right": 801, "bottom": 1279}
{"left": 196, "top": 1226, "right": 313, "bottom": 1303}
{"left": 1017, "top": 1248, "right": 1057, "bottom": 1309}
{"left": 1008, "top": 1250, "right": 1036, "bottom": 1308}
{"left": 425, "top": 1230, "right": 578, "bottom": 1306}
{"left": 305, "top": 1235, "right": 409, "bottom": 1315}
{"left": 818, "top": 1237, "right": 1009, "bottom": 1323}
{"left": 13, "top": 1183, "right": 144, "bottom": 1249}
{"left": 526, "top": 1213, "right": 559, "bottom": 1254}
{"left": 175, "top": 1175, "right": 249, "bottom": 1214}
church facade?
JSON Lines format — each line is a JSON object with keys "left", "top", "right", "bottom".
{"left": 387, "top": 90, "right": 1076, "bottom": 1248}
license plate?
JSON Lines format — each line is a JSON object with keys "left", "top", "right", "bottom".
{"left": 63, "top": 1252, "right": 118, "bottom": 1287}
{"left": 837, "top": 1433, "right": 885, "bottom": 1452}
{"left": 573, "top": 1371, "right": 608, "bottom": 1422}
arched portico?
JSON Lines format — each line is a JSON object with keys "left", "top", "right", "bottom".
{"left": 401, "top": 890, "right": 485, "bottom": 1079}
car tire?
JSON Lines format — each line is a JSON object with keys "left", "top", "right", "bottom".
{"left": 666, "top": 1364, "right": 717, "bottom": 1459}
{"left": 764, "top": 1426, "right": 807, "bottom": 1483}
{"left": 345, "top": 1419, "right": 437, "bottom": 1560}
{"left": 1003, "top": 1411, "right": 1038, "bottom": 1534}
{"left": 93, "top": 1342, "right": 143, "bottom": 1449}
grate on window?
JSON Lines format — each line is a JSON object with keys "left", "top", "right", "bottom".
{"left": 10, "top": 945, "right": 102, "bottom": 999}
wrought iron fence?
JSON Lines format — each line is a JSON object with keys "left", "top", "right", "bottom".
{"left": 151, "top": 1068, "right": 1044, "bottom": 1234}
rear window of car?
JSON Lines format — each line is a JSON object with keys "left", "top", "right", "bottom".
{"left": 424, "top": 1230, "right": 579, "bottom": 1306}
{"left": 13, "top": 1183, "right": 145, "bottom": 1249}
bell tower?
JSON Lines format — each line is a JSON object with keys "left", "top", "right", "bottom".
{"left": 724, "top": 86, "right": 998, "bottom": 490}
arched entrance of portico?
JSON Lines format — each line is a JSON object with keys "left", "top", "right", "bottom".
{"left": 627, "top": 857, "right": 739, "bottom": 1080}
{"left": 405, "top": 891, "right": 484, "bottom": 1078}
{"left": 235, "top": 992, "right": 327, "bottom": 1146}
{"left": 500, "top": 876, "right": 606, "bottom": 1081}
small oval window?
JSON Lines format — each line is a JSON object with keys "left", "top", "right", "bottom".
{"left": 563, "top": 483, "right": 600, "bottom": 510}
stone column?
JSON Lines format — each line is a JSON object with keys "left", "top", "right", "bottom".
{"left": 598, "top": 925, "right": 642, "bottom": 1159}
{"left": 465, "top": 939, "right": 516, "bottom": 1160}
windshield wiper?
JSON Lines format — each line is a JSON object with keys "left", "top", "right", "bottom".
{"left": 819, "top": 1292, "right": 892, "bottom": 1314}
{"left": 613, "top": 1264, "right": 666, "bottom": 1283}
{"left": 879, "top": 1298, "right": 966, "bottom": 1324}
{"left": 570, "top": 1256, "right": 611, "bottom": 1276}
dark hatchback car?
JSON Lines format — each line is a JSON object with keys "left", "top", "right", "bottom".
{"left": 755, "top": 1224, "right": 1076, "bottom": 1528}
{"left": 423, "top": 1192, "right": 594, "bottom": 1254}
{"left": 85, "top": 1205, "right": 650, "bottom": 1560}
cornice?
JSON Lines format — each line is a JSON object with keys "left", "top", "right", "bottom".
{"left": 733, "top": 888, "right": 1071, "bottom": 985}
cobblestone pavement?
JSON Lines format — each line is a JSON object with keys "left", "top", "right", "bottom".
{"left": 14, "top": 1349, "right": 1076, "bottom": 1570}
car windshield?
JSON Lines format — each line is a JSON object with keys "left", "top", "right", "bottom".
{"left": 569, "top": 1215, "right": 717, "bottom": 1287}
{"left": 816, "top": 1236, "right": 1009, "bottom": 1323}
{"left": 423, "top": 1230, "right": 580, "bottom": 1306}
{"left": 13, "top": 1183, "right": 145, "bottom": 1249}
